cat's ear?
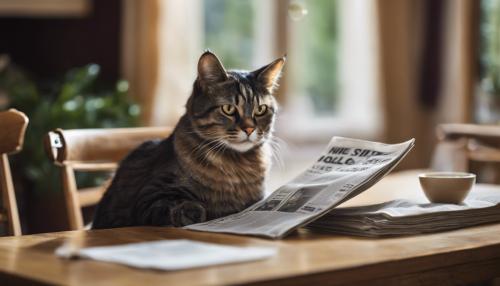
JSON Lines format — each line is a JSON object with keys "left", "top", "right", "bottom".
{"left": 198, "top": 51, "right": 228, "bottom": 84}
{"left": 252, "top": 56, "right": 286, "bottom": 93}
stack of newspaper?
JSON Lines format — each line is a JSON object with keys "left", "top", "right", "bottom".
{"left": 309, "top": 194, "right": 500, "bottom": 237}
{"left": 186, "top": 137, "right": 415, "bottom": 238}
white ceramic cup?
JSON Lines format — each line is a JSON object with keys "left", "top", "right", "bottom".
{"left": 418, "top": 172, "right": 476, "bottom": 204}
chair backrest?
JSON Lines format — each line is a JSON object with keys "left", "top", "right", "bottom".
{"left": 44, "top": 127, "right": 173, "bottom": 230}
{"left": 0, "top": 109, "right": 29, "bottom": 236}
{"left": 433, "top": 124, "right": 500, "bottom": 183}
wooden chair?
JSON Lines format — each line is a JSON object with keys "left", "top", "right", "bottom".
{"left": 44, "top": 127, "right": 173, "bottom": 230}
{"left": 0, "top": 109, "right": 28, "bottom": 236}
{"left": 433, "top": 123, "right": 500, "bottom": 183}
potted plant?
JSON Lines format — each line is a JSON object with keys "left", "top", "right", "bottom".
{"left": 0, "top": 57, "right": 140, "bottom": 233}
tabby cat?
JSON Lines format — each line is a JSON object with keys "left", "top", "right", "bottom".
{"left": 92, "top": 51, "right": 285, "bottom": 229}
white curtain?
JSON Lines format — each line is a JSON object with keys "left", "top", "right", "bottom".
{"left": 151, "top": 0, "right": 202, "bottom": 126}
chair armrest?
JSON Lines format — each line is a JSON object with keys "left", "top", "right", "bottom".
{"left": 437, "top": 124, "right": 500, "bottom": 147}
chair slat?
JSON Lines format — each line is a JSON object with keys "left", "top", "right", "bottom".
{"left": 78, "top": 186, "right": 106, "bottom": 207}
{"left": 69, "top": 162, "right": 118, "bottom": 171}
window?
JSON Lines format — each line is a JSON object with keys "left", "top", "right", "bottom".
{"left": 203, "top": 0, "right": 256, "bottom": 68}
{"left": 203, "top": 0, "right": 342, "bottom": 116}
{"left": 153, "top": 0, "right": 382, "bottom": 189}
{"left": 280, "top": 0, "right": 381, "bottom": 142}
{"left": 202, "top": 0, "right": 276, "bottom": 70}
{"left": 476, "top": 0, "right": 500, "bottom": 124}
{"left": 288, "top": 0, "right": 339, "bottom": 114}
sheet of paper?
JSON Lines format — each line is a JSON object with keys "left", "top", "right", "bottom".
{"left": 56, "top": 239, "right": 277, "bottom": 270}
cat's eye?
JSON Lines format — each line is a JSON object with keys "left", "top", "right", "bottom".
{"left": 221, "top": 104, "right": 236, "bottom": 115}
{"left": 255, "top": 104, "right": 268, "bottom": 116}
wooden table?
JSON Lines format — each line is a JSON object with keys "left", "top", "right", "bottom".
{"left": 1, "top": 171, "right": 500, "bottom": 286}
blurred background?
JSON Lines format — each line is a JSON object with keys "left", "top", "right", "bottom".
{"left": 0, "top": 0, "right": 499, "bottom": 233}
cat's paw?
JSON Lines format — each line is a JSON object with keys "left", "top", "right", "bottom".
{"left": 171, "top": 201, "right": 207, "bottom": 227}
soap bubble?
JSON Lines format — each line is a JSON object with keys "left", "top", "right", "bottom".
{"left": 288, "top": 0, "right": 308, "bottom": 21}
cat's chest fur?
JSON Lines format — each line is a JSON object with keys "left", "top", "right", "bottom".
{"left": 173, "top": 130, "right": 269, "bottom": 218}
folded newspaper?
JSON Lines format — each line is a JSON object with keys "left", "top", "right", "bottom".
{"left": 185, "top": 137, "right": 415, "bottom": 239}
{"left": 308, "top": 193, "right": 500, "bottom": 237}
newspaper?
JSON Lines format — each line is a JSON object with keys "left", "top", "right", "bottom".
{"left": 308, "top": 192, "right": 500, "bottom": 237}
{"left": 55, "top": 239, "right": 277, "bottom": 270}
{"left": 185, "top": 137, "right": 415, "bottom": 239}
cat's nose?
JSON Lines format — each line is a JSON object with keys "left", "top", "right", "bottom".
{"left": 244, "top": 127, "right": 255, "bottom": 136}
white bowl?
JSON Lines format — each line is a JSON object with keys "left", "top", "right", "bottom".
{"left": 419, "top": 172, "right": 476, "bottom": 204}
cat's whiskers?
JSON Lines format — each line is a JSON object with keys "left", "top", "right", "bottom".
{"left": 267, "top": 136, "right": 286, "bottom": 171}
{"left": 195, "top": 140, "right": 222, "bottom": 164}
{"left": 190, "top": 138, "right": 220, "bottom": 158}
{"left": 196, "top": 135, "right": 231, "bottom": 166}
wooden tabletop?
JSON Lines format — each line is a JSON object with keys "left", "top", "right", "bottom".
{"left": 1, "top": 171, "right": 500, "bottom": 286}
